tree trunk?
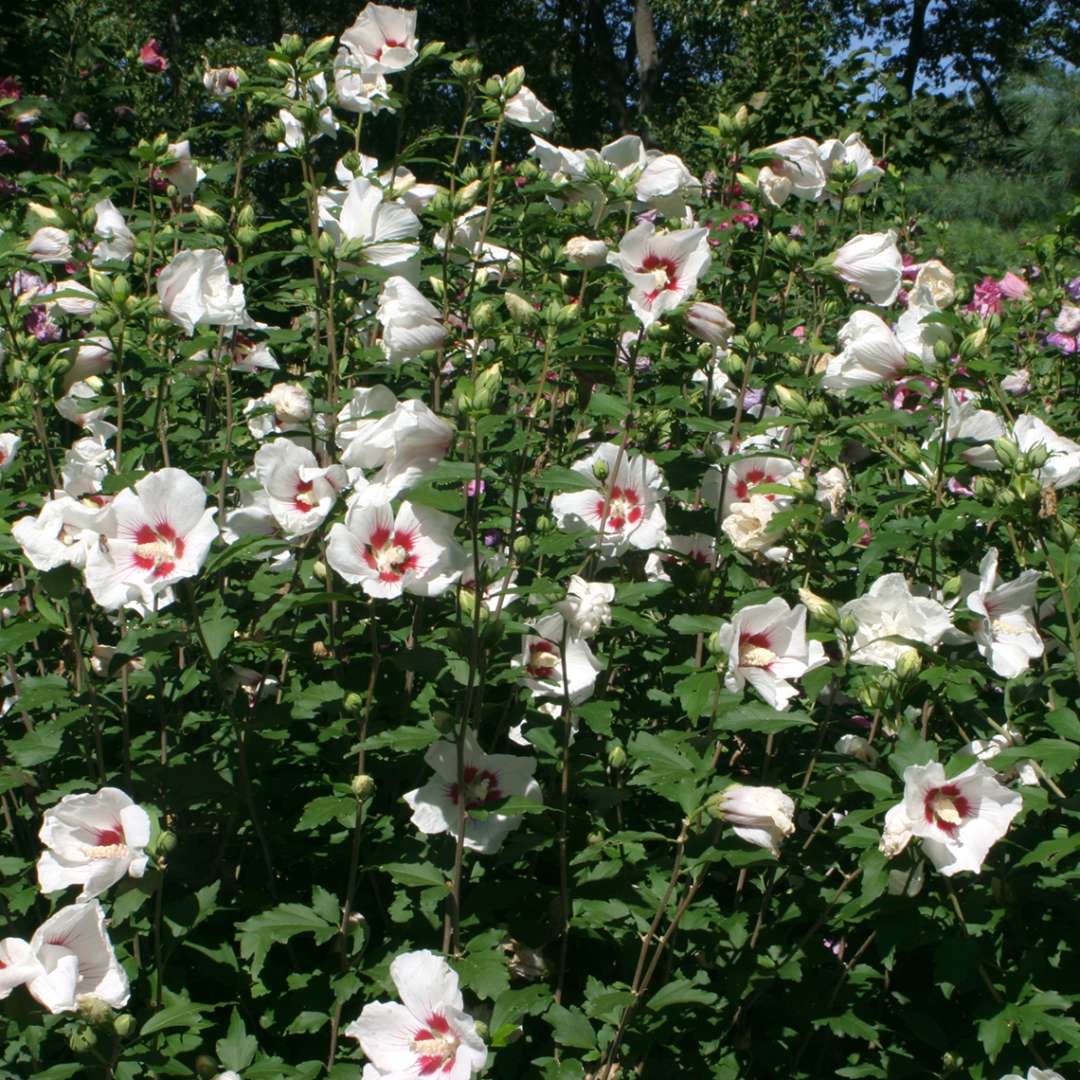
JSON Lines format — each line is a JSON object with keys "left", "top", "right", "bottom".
{"left": 901, "top": 0, "right": 929, "bottom": 100}
{"left": 585, "top": 0, "right": 634, "bottom": 133}
{"left": 634, "top": 0, "right": 660, "bottom": 126}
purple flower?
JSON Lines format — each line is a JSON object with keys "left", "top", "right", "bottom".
{"left": 23, "top": 305, "right": 61, "bottom": 342}
{"left": 1066, "top": 276, "right": 1080, "bottom": 301}
{"left": 483, "top": 530, "right": 502, "bottom": 547}
{"left": 465, "top": 478, "right": 486, "bottom": 498}
{"left": 1046, "top": 331, "right": 1077, "bottom": 354}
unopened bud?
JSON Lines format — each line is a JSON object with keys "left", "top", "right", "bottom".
{"left": 455, "top": 179, "right": 482, "bottom": 210}
{"left": 111, "top": 275, "right": 131, "bottom": 304}
{"left": 472, "top": 361, "right": 502, "bottom": 411}
{"left": 839, "top": 613, "right": 859, "bottom": 638}
{"left": 501, "top": 66, "right": 525, "bottom": 99}
{"left": 798, "top": 586, "right": 838, "bottom": 626}
{"left": 156, "top": 829, "right": 177, "bottom": 854}
{"left": 592, "top": 458, "right": 609, "bottom": 482}
{"left": 450, "top": 57, "right": 483, "bottom": 81}
{"left": 192, "top": 203, "right": 225, "bottom": 229}
{"left": 706, "top": 631, "right": 725, "bottom": 656}
{"left": 512, "top": 534, "right": 531, "bottom": 557}
{"left": 607, "top": 744, "right": 627, "bottom": 769}
{"left": 932, "top": 337, "right": 953, "bottom": 363}
{"left": 1022, "top": 444, "right": 1050, "bottom": 470}
{"left": 313, "top": 559, "right": 328, "bottom": 580}
{"left": 807, "top": 398, "right": 829, "bottom": 423}
{"left": 895, "top": 648, "right": 922, "bottom": 679}
{"left": 113, "top": 1014, "right": 135, "bottom": 1038}
{"left": 279, "top": 33, "right": 304, "bottom": 58}
{"left": 343, "top": 692, "right": 365, "bottom": 714}
{"left": 77, "top": 996, "right": 113, "bottom": 1025}
{"left": 505, "top": 291, "right": 535, "bottom": 325}
{"left": 958, "top": 326, "right": 988, "bottom": 359}
{"left": 351, "top": 774, "right": 376, "bottom": 800}
{"left": 773, "top": 384, "right": 808, "bottom": 415}
{"left": 536, "top": 515, "right": 553, "bottom": 533}
{"left": 237, "top": 203, "right": 256, "bottom": 227}
{"left": 992, "top": 437, "right": 1021, "bottom": 469}
{"left": 556, "top": 301, "right": 580, "bottom": 327}
{"left": 744, "top": 320, "right": 763, "bottom": 343}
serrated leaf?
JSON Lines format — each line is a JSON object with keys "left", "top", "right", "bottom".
{"left": 647, "top": 978, "right": 718, "bottom": 1010}
{"left": 546, "top": 1003, "right": 596, "bottom": 1049}
{"left": 381, "top": 862, "right": 447, "bottom": 889}
{"left": 217, "top": 1008, "right": 257, "bottom": 1072}
{"left": 237, "top": 903, "right": 336, "bottom": 982}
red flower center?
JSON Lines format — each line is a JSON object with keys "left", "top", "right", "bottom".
{"left": 448, "top": 766, "right": 503, "bottom": 811}
{"left": 526, "top": 640, "right": 560, "bottom": 679}
{"left": 363, "top": 526, "right": 419, "bottom": 583}
{"left": 595, "top": 485, "right": 642, "bottom": 533}
{"left": 133, "top": 522, "right": 185, "bottom": 578}
{"left": 638, "top": 253, "right": 680, "bottom": 303}
{"left": 923, "top": 784, "right": 970, "bottom": 837}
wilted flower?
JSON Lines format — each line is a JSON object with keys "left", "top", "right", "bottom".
{"left": 815, "top": 466, "right": 847, "bottom": 516}
{"left": 721, "top": 494, "right": 788, "bottom": 560}
{"left": 37, "top": 787, "right": 151, "bottom": 901}
{"left": 345, "top": 949, "right": 487, "bottom": 1077}
{"left": 1000, "top": 368, "right": 1030, "bottom": 396}
{"left": 139, "top": 38, "right": 168, "bottom": 73}
{"left": 51, "top": 280, "right": 98, "bottom": 318}
{"left": 708, "top": 784, "right": 796, "bottom": 856}
{"left": 835, "top": 733, "right": 879, "bottom": 765}
{"left": 882, "top": 760, "right": 1022, "bottom": 876}
{"left": 203, "top": 66, "right": 242, "bottom": 96}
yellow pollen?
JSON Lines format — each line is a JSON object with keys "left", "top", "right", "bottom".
{"left": 534, "top": 649, "right": 560, "bottom": 670}
{"left": 649, "top": 267, "right": 670, "bottom": 289}
{"left": 375, "top": 544, "right": 409, "bottom": 573}
{"left": 932, "top": 795, "right": 962, "bottom": 825}
{"left": 81, "top": 843, "right": 127, "bottom": 860}
{"left": 990, "top": 618, "right": 1025, "bottom": 637}
{"left": 134, "top": 539, "right": 176, "bottom": 562}
{"left": 740, "top": 644, "right": 777, "bottom": 668}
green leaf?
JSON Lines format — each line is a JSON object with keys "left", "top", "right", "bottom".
{"left": 297, "top": 795, "right": 356, "bottom": 831}
{"left": 0, "top": 619, "right": 45, "bottom": 653}
{"left": 237, "top": 903, "right": 337, "bottom": 983}
{"left": 217, "top": 1008, "right": 258, "bottom": 1072}
{"left": 140, "top": 997, "right": 209, "bottom": 1036}
{"left": 546, "top": 1003, "right": 596, "bottom": 1049}
{"left": 714, "top": 702, "right": 814, "bottom": 734}
{"left": 647, "top": 978, "right": 719, "bottom": 1010}
{"left": 490, "top": 985, "right": 552, "bottom": 1034}
{"left": 669, "top": 614, "right": 726, "bottom": 634}
{"left": 200, "top": 614, "right": 239, "bottom": 660}
{"left": 381, "top": 862, "right": 447, "bottom": 889}
{"left": 535, "top": 466, "right": 595, "bottom": 492}
{"left": 586, "top": 391, "right": 628, "bottom": 420}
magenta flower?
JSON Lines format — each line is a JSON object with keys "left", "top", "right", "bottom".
{"left": 139, "top": 39, "right": 169, "bottom": 73}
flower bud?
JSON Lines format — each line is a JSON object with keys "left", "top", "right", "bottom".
{"left": 555, "top": 300, "right": 580, "bottom": 327}
{"left": 351, "top": 774, "right": 376, "bottom": 800}
{"left": 932, "top": 337, "right": 953, "bottom": 363}
{"left": 1021, "top": 444, "right": 1050, "bottom": 470}
{"left": 798, "top": 586, "right": 838, "bottom": 626}
{"left": 773, "top": 384, "right": 808, "bottom": 415}
{"left": 455, "top": 179, "right": 482, "bottom": 210}
{"left": 77, "top": 996, "right": 113, "bottom": 1025}
{"left": 807, "top": 398, "right": 829, "bottom": 423}
{"left": 592, "top": 458, "right": 609, "bottom": 482}
{"left": 237, "top": 203, "right": 256, "bottom": 227}
{"left": 607, "top": 744, "right": 627, "bottom": 769}
{"left": 958, "top": 326, "right": 988, "bottom": 359}
{"left": 839, "top": 613, "right": 859, "bottom": 638}
{"left": 504, "top": 291, "right": 535, "bottom": 325}
{"left": 113, "top": 1014, "right": 135, "bottom": 1038}
{"left": 744, "top": 320, "right": 763, "bottom": 343}
{"left": 192, "top": 203, "right": 225, "bottom": 229}
{"left": 835, "top": 733, "right": 879, "bottom": 766}
{"left": 706, "top": 631, "right": 725, "bottom": 656}
{"left": 992, "top": 437, "right": 1021, "bottom": 469}
{"left": 343, "top": 692, "right": 365, "bottom": 714}
{"left": 536, "top": 515, "right": 553, "bottom": 533}
{"left": 512, "top": 534, "right": 531, "bottom": 557}
{"left": 195, "top": 1056, "right": 219, "bottom": 1078}
{"left": 156, "top": 829, "right": 178, "bottom": 854}
{"left": 472, "top": 361, "right": 502, "bottom": 411}
{"left": 564, "top": 236, "right": 608, "bottom": 269}
{"left": 279, "top": 33, "right": 304, "bottom": 58}
{"left": 685, "top": 302, "right": 734, "bottom": 345}
{"left": 313, "top": 559, "right": 328, "bottom": 580}
{"left": 501, "top": 66, "right": 525, "bottom": 99}
{"left": 895, "top": 647, "right": 922, "bottom": 679}
{"left": 451, "top": 57, "right": 483, "bottom": 81}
